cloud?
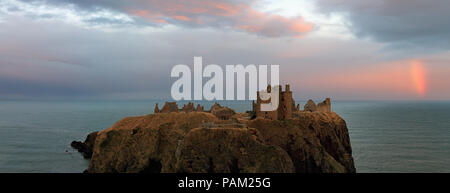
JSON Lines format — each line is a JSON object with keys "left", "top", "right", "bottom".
{"left": 2, "top": 1, "right": 450, "bottom": 100}
{"left": 16, "top": 0, "right": 314, "bottom": 37}
{"left": 315, "top": 0, "right": 450, "bottom": 49}
{"left": 0, "top": 15, "right": 173, "bottom": 99}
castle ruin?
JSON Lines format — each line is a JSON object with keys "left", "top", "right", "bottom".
{"left": 252, "top": 84, "right": 300, "bottom": 120}
{"left": 154, "top": 84, "right": 332, "bottom": 121}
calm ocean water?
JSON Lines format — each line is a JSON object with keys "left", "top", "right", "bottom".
{"left": 0, "top": 100, "right": 449, "bottom": 173}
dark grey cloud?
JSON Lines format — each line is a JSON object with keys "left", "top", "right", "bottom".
{"left": 315, "top": 0, "right": 450, "bottom": 49}
{"left": 0, "top": 16, "right": 173, "bottom": 99}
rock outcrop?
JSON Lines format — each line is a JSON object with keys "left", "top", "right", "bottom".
{"left": 75, "top": 108, "right": 355, "bottom": 173}
{"left": 71, "top": 131, "right": 98, "bottom": 159}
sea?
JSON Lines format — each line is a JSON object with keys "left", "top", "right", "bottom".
{"left": 0, "top": 100, "right": 449, "bottom": 173}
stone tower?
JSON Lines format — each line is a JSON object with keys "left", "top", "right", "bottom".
{"left": 253, "top": 84, "right": 297, "bottom": 120}
{"left": 278, "top": 84, "right": 293, "bottom": 120}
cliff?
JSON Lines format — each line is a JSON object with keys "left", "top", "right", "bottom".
{"left": 73, "top": 110, "right": 355, "bottom": 173}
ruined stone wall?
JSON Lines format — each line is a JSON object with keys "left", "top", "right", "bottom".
{"left": 317, "top": 98, "right": 331, "bottom": 112}
{"left": 154, "top": 102, "right": 234, "bottom": 120}
{"left": 304, "top": 98, "right": 332, "bottom": 112}
{"left": 155, "top": 102, "right": 203, "bottom": 113}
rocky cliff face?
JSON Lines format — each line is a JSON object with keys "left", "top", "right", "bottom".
{"left": 74, "top": 110, "right": 355, "bottom": 173}
{"left": 248, "top": 112, "right": 355, "bottom": 173}
{"left": 176, "top": 127, "right": 294, "bottom": 173}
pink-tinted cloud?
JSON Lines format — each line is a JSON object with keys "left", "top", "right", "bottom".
{"left": 123, "top": 0, "right": 313, "bottom": 37}
{"left": 172, "top": 15, "right": 191, "bottom": 21}
{"left": 13, "top": 0, "right": 313, "bottom": 37}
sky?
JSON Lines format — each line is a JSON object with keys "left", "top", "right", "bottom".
{"left": 0, "top": 0, "right": 450, "bottom": 101}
